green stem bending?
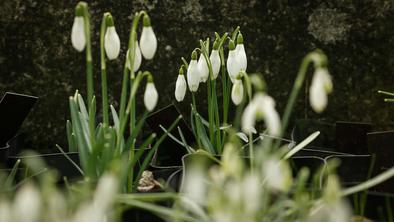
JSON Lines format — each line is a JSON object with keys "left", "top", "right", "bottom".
{"left": 100, "top": 13, "right": 109, "bottom": 126}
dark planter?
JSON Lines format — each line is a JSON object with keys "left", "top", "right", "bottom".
{"left": 367, "top": 130, "right": 394, "bottom": 194}
{"left": 147, "top": 104, "right": 193, "bottom": 167}
{"left": 335, "top": 121, "right": 372, "bottom": 154}
{"left": 292, "top": 119, "right": 335, "bottom": 150}
{"left": 7, "top": 152, "right": 82, "bottom": 183}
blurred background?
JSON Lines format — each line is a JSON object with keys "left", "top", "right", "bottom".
{"left": 0, "top": 0, "right": 394, "bottom": 152}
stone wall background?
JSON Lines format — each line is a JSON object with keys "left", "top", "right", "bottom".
{"left": 1, "top": 0, "right": 394, "bottom": 151}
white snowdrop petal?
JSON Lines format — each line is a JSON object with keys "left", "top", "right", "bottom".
{"left": 187, "top": 60, "right": 200, "bottom": 92}
{"left": 231, "top": 79, "right": 244, "bottom": 105}
{"left": 210, "top": 50, "right": 221, "bottom": 79}
{"left": 309, "top": 68, "right": 332, "bottom": 113}
{"left": 13, "top": 184, "right": 41, "bottom": 222}
{"left": 241, "top": 102, "right": 257, "bottom": 134}
{"left": 198, "top": 55, "right": 209, "bottom": 83}
{"left": 104, "top": 26, "right": 121, "bottom": 60}
{"left": 144, "top": 82, "right": 158, "bottom": 111}
{"left": 71, "top": 16, "right": 86, "bottom": 52}
{"left": 236, "top": 44, "right": 247, "bottom": 71}
{"left": 175, "top": 75, "right": 187, "bottom": 102}
{"left": 226, "top": 50, "right": 240, "bottom": 82}
{"left": 140, "top": 26, "right": 157, "bottom": 60}
{"left": 126, "top": 42, "right": 142, "bottom": 72}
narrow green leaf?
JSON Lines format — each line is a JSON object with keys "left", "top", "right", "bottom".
{"left": 283, "top": 131, "right": 320, "bottom": 160}
{"left": 4, "top": 159, "right": 21, "bottom": 189}
{"left": 110, "top": 105, "right": 120, "bottom": 132}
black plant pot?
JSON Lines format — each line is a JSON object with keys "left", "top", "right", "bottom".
{"left": 7, "top": 152, "right": 82, "bottom": 183}
{"left": 367, "top": 130, "right": 394, "bottom": 194}
{"left": 335, "top": 121, "right": 372, "bottom": 155}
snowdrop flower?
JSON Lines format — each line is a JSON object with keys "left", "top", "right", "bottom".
{"left": 0, "top": 201, "right": 12, "bottom": 222}
{"left": 140, "top": 15, "right": 157, "bottom": 60}
{"left": 126, "top": 41, "right": 142, "bottom": 72}
{"left": 210, "top": 52, "right": 220, "bottom": 79}
{"left": 198, "top": 54, "right": 209, "bottom": 83}
{"left": 187, "top": 50, "right": 200, "bottom": 92}
{"left": 231, "top": 78, "right": 244, "bottom": 105}
{"left": 309, "top": 67, "right": 332, "bottom": 113}
{"left": 236, "top": 33, "right": 247, "bottom": 71}
{"left": 13, "top": 184, "right": 41, "bottom": 222}
{"left": 241, "top": 93, "right": 281, "bottom": 136}
{"left": 104, "top": 15, "right": 120, "bottom": 60}
{"left": 144, "top": 77, "right": 158, "bottom": 111}
{"left": 226, "top": 40, "right": 240, "bottom": 83}
{"left": 175, "top": 67, "right": 187, "bottom": 102}
{"left": 93, "top": 173, "right": 118, "bottom": 211}
{"left": 263, "top": 157, "right": 292, "bottom": 192}
{"left": 71, "top": 5, "right": 86, "bottom": 52}
{"left": 307, "top": 175, "right": 351, "bottom": 222}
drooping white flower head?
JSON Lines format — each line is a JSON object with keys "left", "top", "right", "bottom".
{"left": 0, "top": 201, "right": 12, "bottom": 222}
{"left": 263, "top": 157, "right": 292, "bottom": 192}
{"left": 210, "top": 50, "right": 221, "bottom": 79}
{"left": 93, "top": 173, "right": 118, "bottom": 211}
{"left": 226, "top": 40, "right": 241, "bottom": 83}
{"left": 309, "top": 67, "right": 332, "bottom": 113}
{"left": 126, "top": 41, "right": 142, "bottom": 72}
{"left": 187, "top": 50, "right": 200, "bottom": 92}
{"left": 144, "top": 78, "right": 158, "bottom": 111}
{"left": 71, "top": 6, "right": 86, "bottom": 52}
{"left": 236, "top": 33, "right": 247, "bottom": 72}
{"left": 104, "top": 15, "right": 120, "bottom": 60}
{"left": 175, "top": 67, "right": 187, "bottom": 102}
{"left": 231, "top": 78, "right": 244, "bottom": 105}
{"left": 241, "top": 93, "right": 281, "bottom": 136}
{"left": 198, "top": 54, "right": 209, "bottom": 83}
{"left": 140, "top": 15, "right": 157, "bottom": 60}
{"left": 13, "top": 184, "right": 42, "bottom": 222}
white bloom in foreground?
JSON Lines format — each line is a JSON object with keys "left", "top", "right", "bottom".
{"left": 126, "top": 41, "right": 142, "bottom": 72}
{"left": 263, "top": 158, "right": 292, "bottom": 192}
{"left": 198, "top": 54, "right": 209, "bottom": 83}
{"left": 242, "top": 173, "right": 261, "bottom": 213}
{"left": 144, "top": 82, "right": 158, "bottom": 111}
{"left": 227, "top": 48, "right": 240, "bottom": 83}
{"left": 0, "top": 201, "right": 12, "bottom": 222}
{"left": 71, "top": 16, "right": 86, "bottom": 52}
{"left": 210, "top": 49, "right": 221, "bottom": 79}
{"left": 13, "top": 184, "right": 41, "bottom": 222}
{"left": 309, "top": 67, "right": 333, "bottom": 113}
{"left": 181, "top": 163, "right": 207, "bottom": 205}
{"left": 140, "top": 26, "right": 157, "bottom": 59}
{"left": 236, "top": 33, "right": 247, "bottom": 71}
{"left": 104, "top": 26, "right": 121, "bottom": 60}
{"left": 307, "top": 175, "right": 351, "bottom": 222}
{"left": 187, "top": 51, "right": 200, "bottom": 92}
{"left": 241, "top": 93, "right": 281, "bottom": 136}
{"left": 231, "top": 79, "right": 244, "bottom": 105}
{"left": 175, "top": 74, "right": 187, "bottom": 102}
{"left": 93, "top": 173, "right": 118, "bottom": 211}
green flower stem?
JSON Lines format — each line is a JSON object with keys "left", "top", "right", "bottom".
{"left": 81, "top": 2, "right": 95, "bottom": 146}
{"left": 192, "top": 93, "right": 202, "bottom": 149}
{"left": 378, "top": 90, "right": 394, "bottom": 97}
{"left": 100, "top": 13, "right": 110, "bottom": 127}
{"left": 341, "top": 167, "right": 394, "bottom": 196}
{"left": 274, "top": 52, "right": 318, "bottom": 149}
{"left": 212, "top": 80, "right": 222, "bottom": 152}
{"left": 220, "top": 47, "right": 229, "bottom": 125}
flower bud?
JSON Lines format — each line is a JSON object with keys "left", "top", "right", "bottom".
{"left": 236, "top": 33, "right": 247, "bottom": 71}
{"left": 126, "top": 41, "right": 142, "bottom": 72}
{"left": 187, "top": 50, "right": 200, "bottom": 92}
{"left": 210, "top": 49, "right": 221, "bottom": 79}
{"left": 71, "top": 6, "right": 86, "bottom": 52}
{"left": 309, "top": 67, "right": 332, "bottom": 113}
{"left": 104, "top": 15, "right": 120, "bottom": 60}
{"left": 140, "top": 15, "right": 157, "bottom": 60}
{"left": 175, "top": 67, "right": 187, "bottom": 102}
{"left": 226, "top": 40, "right": 240, "bottom": 83}
{"left": 13, "top": 184, "right": 41, "bottom": 222}
{"left": 231, "top": 79, "right": 244, "bottom": 105}
{"left": 198, "top": 54, "right": 209, "bottom": 83}
{"left": 144, "top": 78, "right": 158, "bottom": 111}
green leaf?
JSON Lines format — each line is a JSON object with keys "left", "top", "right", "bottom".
{"left": 110, "top": 105, "right": 120, "bottom": 132}
{"left": 66, "top": 120, "right": 77, "bottom": 152}
{"left": 283, "top": 131, "right": 320, "bottom": 160}
{"left": 77, "top": 93, "right": 89, "bottom": 120}
{"left": 4, "top": 159, "right": 21, "bottom": 189}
